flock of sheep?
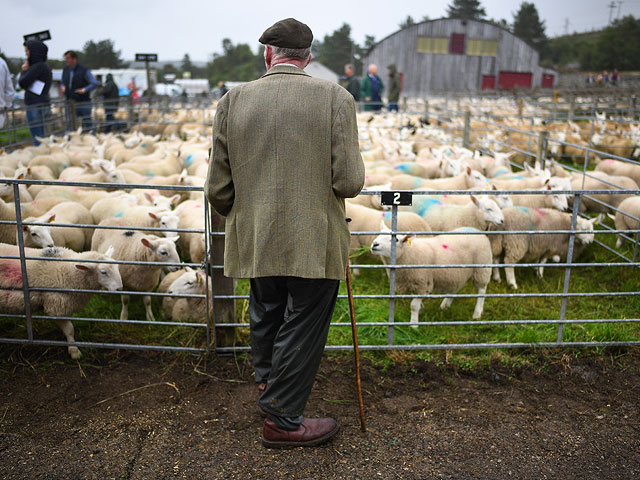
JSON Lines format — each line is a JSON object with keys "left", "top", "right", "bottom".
{"left": 0, "top": 104, "right": 639, "bottom": 357}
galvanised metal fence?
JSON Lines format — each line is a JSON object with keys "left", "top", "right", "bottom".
{"left": 1, "top": 99, "right": 639, "bottom": 356}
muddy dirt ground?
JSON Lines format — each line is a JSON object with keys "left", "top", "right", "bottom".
{"left": 1, "top": 346, "right": 639, "bottom": 479}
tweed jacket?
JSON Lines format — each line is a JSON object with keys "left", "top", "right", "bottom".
{"left": 205, "top": 64, "right": 365, "bottom": 280}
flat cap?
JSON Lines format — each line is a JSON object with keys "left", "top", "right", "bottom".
{"left": 259, "top": 18, "right": 313, "bottom": 49}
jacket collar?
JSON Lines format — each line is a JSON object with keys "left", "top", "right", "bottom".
{"left": 262, "top": 64, "right": 309, "bottom": 79}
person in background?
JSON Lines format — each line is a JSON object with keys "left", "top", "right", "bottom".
{"left": 217, "top": 80, "right": 228, "bottom": 98}
{"left": 386, "top": 64, "right": 401, "bottom": 112}
{"left": 611, "top": 68, "right": 620, "bottom": 86}
{"left": 101, "top": 73, "right": 119, "bottom": 132}
{"left": 61, "top": 50, "right": 99, "bottom": 132}
{"left": 18, "top": 40, "right": 52, "bottom": 146}
{"left": 361, "top": 63, "right": 384, "bottom": 112}
{"left": 342, "top": 63, "right": 360, "bottom": 103}
{"left": 206, "top": 17, "right": 364, "bottom": 449}
{"left": 0, "top": 55, "right": 15, "bottom": 129}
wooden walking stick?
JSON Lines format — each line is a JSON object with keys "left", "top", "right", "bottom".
{"left": 343, "top": 199, "right": 366, "bottom": 432}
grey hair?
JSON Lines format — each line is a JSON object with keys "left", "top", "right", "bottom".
{"left": 270, "top": 45, "right": 311, "bottom": 61}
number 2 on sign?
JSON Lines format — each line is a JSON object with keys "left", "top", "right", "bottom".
{"left": 393, "top": 192, "right": 401, "bottom": 204}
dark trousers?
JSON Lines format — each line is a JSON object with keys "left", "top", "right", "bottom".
{"left": 250, "top": 276, "right": 340, "bottom": 418}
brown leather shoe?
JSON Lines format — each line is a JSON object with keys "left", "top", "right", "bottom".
{"left": 262, "top": 416, "right": 339, "bottom": 448}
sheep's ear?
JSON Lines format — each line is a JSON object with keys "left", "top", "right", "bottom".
{"left": 593, "top": 214, "right": 604, "bottom": 224}
{"left": 75, "top": 264, "right": 92, "bottom": 271}
{"left": 141, "top": 237, "right": 154, "bottom": 249}
{"left": 170, "top": 194, "right": 181, "bottom": 206}
{"left": 22, "top": 225, "right": 30, "bottom": 232}
{"left": 167, "top": 235, "right": 179, "bottom": 243}
{"left": 401, "top": 234, "right": 414, "bottom": 244}
{"left": 144, "top": 192, "right": 154, "bottom": 202}
{"left": 379, "top": 220, "right": 390, "bottom": 232}
{"left": 491, "top": 184, "right": 497, "bottom": 191}
{"left": 543, "top": 178, "right": 550, "bottom": 186}
{"left": 46, "top": 214, "right": 56, "bottom": 223}
{"left": 82, "top": 160, "right": 92, "bottom": 169}
{"left": 105, "top": 245, "right": 114, "bottom": 258}
{"left": 185, "top": 266, "right": 194, "bottom": 273}
{"left": 196, "top": 273, "right": 203, "bottom": 285}
{"left": 470, "top": 195, "right": 479, "bottom": 206}
{"left": 466, "top": 166, "right": 471, "bottom": 175}
{"left": 148, "top": 212, "right": 159, "bottom": 220}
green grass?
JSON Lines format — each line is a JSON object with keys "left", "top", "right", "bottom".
{"left": 0, "top": 219, "right": 638, "bottom": 367}
{"left": 0, "top": 127, "right": 31, "bottom": 147}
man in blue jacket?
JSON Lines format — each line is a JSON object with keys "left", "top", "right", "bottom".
{"left": 61, "top": 50, "right": 99, "bottom": 132}
{"left": 18, "top": 40, "right": 52, "bottom": 146}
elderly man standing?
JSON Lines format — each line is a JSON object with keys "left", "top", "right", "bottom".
{"left": 206, "top": 18, "right": 364, "bottom": 448}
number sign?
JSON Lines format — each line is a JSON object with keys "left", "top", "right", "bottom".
{"left": 380, "top": 191, "right": 412, "bottom": 206}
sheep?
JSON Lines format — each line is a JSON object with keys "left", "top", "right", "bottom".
{"left": 345, "top": 201, "right": 431, "bottom": 251}
{"left": 595, "top": 159, "right": 640, "bottom": 187}
{"left": 404, "top": 195, "right": 504, "bottom": 232}
{"left": 34, "top": 186, "right": 114, "bottom": 210}
{"left": 570, "top": 171, "right": 638, "bottom": 213}
{"left": 0, "top": 174, "right": 33, "bottom": 203}
{"left": 14, "top": 164, "right": 56, "bottom": 197}
{"left": 174, "top": 200, "right": 207, "bottom": 263}
{"left": 91, "top": 230, "right": 180, "bottom": 322}
{"left": 23, "top": 201, "right": 94, "bottom": 251}
{"left": 370, "top": 222, "right": 492, "bottom": 324}
{"left": 390, "top": 166, "right": 489, "bottom": 191}
{"left": 611, "top": 196, "right": 640, "bottom": 248}
{"left": 0, "top": 198, "right": 18, "bottom": 244}
{"left": 164, "top": 267, "right": 211, "bottom": 321}
{"left": 28, "top": 153, "right": 71, "bottom": 177}
{"left": 89, "top": 193, "right": 140, "bottom": 223}
{"left": 0, "top": 243, "right": 121, "bottom": 359}
{"left": 488, "top": 207, "right": 601, "bottom": 289}
{"left": 94, "top": 206, "right": 180, "bottom": 237}
{"left": 157, "top": 268, "right": 189, "bottom": 319}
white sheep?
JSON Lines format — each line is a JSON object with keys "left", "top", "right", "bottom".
{"left": 89, "top": 193, "right": 140, "bottom": 223}
{"left": 570, "top": 171, "right": 639, "bottom": 213}
{"left": 370, "top": 222, "right": 492, "bottom": 324}
{"left": 488, "top": 207, "right": 601, "bottom": 289}
{"left": 391, "top": 167, "right": 489, "bottom": 191}
{"left": 595, "top": 159, "right": 640, "bottom": 187}
{"left": 91, "top": 230, "right": 180, "bottom": 322}
{"left": 0, "top": 243, "right": 121, "bottom": 359}
{"left": 23, "top": 201, "right": 94, "bottom": 251}
{"left": 164, "top": 267, "right": 211, "bottom": 321}
{"left": 611, "top": 196, "right": 640, "bottom": 248}
{"left": 94, "top": 206, "right": 180, "bottom": 237}
{"left": 174, "top": 200, "right": 207, "bottom": 263}
{"left": 404, "top": 195, "right": 504, "bottom": 232}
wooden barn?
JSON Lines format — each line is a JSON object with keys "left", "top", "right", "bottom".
{"left": 363, "top": 18, "right": 556, "bottom": 96}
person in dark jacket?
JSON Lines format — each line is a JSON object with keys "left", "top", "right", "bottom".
{"left": 361, "top": 64, "right": 384, "bottom": 112}
{"left": 387, "top": 64, "right": 401, "bottom": 112}
{"left": 18, "top": 40, "right": 52, "bottom": 146}
{"left": 101, "top": 73, "right": 119, "bottom": 132}
{"left": 61, "top": 50, "right": 99, "bottom": 132}
{"left": 342, "top": 64, "right": 360, "bottom": 103}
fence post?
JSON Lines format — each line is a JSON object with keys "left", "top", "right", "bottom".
{"left": 463, "top": 110, "right": 471, "bottom": 149}
{"left": 69, "top": 100, "right": 78, "bottom": 132}
{"left": 12, "top": 184, "right": 33, "bottom": 342}
{"left": 387, "top": 204, "right": 398, "bottom": 346}
{"left": 557, "top": 192, "right": 582, "bottom": 344}
{"left": 569, "top": 96, "right": 575, "bottom": 122}
{"left": 209, "top": 210, "right": 237, "bottom": 349}
{"left": 536, "top": 130, "right": 548, "bottom": 169}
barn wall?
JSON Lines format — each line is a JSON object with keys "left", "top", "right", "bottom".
{"left": 364, "top": 18, "right": 555, "bottom": 97}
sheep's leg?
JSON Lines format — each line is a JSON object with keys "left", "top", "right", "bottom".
{"left": 472, "top": 287, "right": 486, "bottom": 319}
{"left": 410, "top": 298, "right": 422, "bottom": 327}
{"left": 536, "top": 258, "right": 548, "bottom": 279}
{"left": 440, "top": 297, "right": 453, "bottom": 310}
{"left": 492, "top": 257, "right": 502, "bottom": 283}
{"left": 143, "top": 295, "right": 156, "bottom": 322}
{"left": 505, "top": 266, "right": 518, "bottom": 290}
{"left": 55, "top": 319, "right": 81, "bottom": 360}
{"left": 120, "top": 294, "right": 129, "bottom": 321}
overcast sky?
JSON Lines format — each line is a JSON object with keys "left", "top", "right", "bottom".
{"left": 3, "top": 0, "right": 639, "bottom": 62}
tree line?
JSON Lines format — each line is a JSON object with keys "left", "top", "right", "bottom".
{"left": 3, "top": 0, "right": 639, "bottom": 87}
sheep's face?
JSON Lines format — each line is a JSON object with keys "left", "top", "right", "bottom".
{"left": 168, "top": 268, "right": 204, "bottom": 295}
{"left": 576, "top": 215, "right": 602, "bottom": 244}
{"left": 472, "top": 196, "right": 504, "bottom": 226}
{"left": 465, "top": 168, "right": 490, "bottom": 189}
{"left": 370, "top": 221, "right": 409, "bottom": 258}
{"left": 158, "top": 212, "right": 180, "bottom": 236}
{"left": 442, "top": 158, "right": 462, "bottom": 177}
{"left": 21, "top": 217, "right": 55, "bottom": 248}
{"left": 96, "top": 261, "right": 123, "bottom": 291}
{"left": 493, "top": 192, "right": 513, "bottom": 209}
{"left": 144, "top": 236, "right": 181, "bottom": 270}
